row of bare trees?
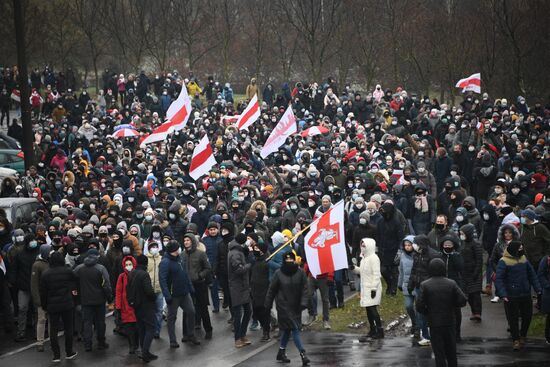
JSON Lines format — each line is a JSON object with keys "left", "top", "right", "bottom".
{"left": 1, "top": 0, "right": 549, "bottom": 101}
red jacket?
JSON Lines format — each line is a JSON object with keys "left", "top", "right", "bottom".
{"left": 115, "top": 256, "right": 137, "bottom": 324}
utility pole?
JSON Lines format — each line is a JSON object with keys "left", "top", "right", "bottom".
{"left": 13, "top": 0, "right": 35, "bottom": 169}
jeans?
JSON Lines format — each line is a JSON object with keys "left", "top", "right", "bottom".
{"left": 135, "top": 304, "right": 156, "bottom": 355}
{"left": 307, "top": 277, "right": 330, "bottom": 321}
{"left": 414, "top": 288, "right": 430, "bottom": 339}
{"left": 232, "top": 303, "right": 251, "bottom": 340}
{"left": 36, "top": 306, "right": 47, "bottom": 345}
{"left": 329, "top": 270, "right": 344, "bottom": 307}
{"left": 403, "top": 295, "right": 416, "bottom": 327}
{"left": 154, "top": 292, "right": 164, "bottom": 335}
{"left": 81, "top": 304, "right": 106, "bottom": 348}
{"left": 166, "top": 294, "right": 195, "bottom": 343}
{"left": 209, "top": 278, "right": 220, "bottom": 311}
{"left": 280, "top": 328, "right": 304, "bottom": 352}
{"left": 431, "top": 325, "right": 457, "bottom": 367}
{"left": 49, "top": 309, "right": 74, "bottom": 359}
{"left": 504, "top": 296, "right": 533, "bottom": 341}
{"left": 17, "top": 290, "right": 32, "bottom": 336}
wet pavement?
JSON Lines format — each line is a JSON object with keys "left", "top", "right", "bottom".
{"left": 237, "top": 333, "right": 550, "bottom": 367}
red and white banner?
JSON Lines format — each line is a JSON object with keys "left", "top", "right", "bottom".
{"left": 236, "top": 94, "right": 260, "bottom": 131}
{"left": 304, "top": 200, "right": 347, "bottom": 277}
{"left": 221, "top": 114, "right": 240, "bottom": 125}
{"left": 140, "top": 87, "right": 192, "bottom": 146}
{"left": 189, "top": 135, "right": 217, "bottom": 180}
{"left": 456, "top": 73, "right": 481, "bottom": 93}
{"left": 260, "top": 105, "right": 297, "bottom": 158}
{"left": 11, "top": 89, "right": 20, "bottom": 103}
{"left": 301, "top": 125, "right": 329, "bottom": 138}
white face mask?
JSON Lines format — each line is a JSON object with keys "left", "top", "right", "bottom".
{"left": 511, "top": 188, "right": 520, "bottom": 195}
{"left": 359, "top": 218, "right": 367, "bottom": 225}
{"left": 153, "top": 232, "right": 161, "bottom": 238}
{"left": 16, "top": 235, "right": 24, "bottom": 242}
{"left": 150, "top": 247, "right": 159, "bottom": 255}
{"left": 169, "top": 213, "right": 176, "bottom": 220}
{"left": 145, "top": 215, "right": 153, "bottom": 221}
{"left": 456, "top": 215, "right": 464, "bottom": 222}
{"left": 412, "top": 243, "right": 419, "bottom": 252}
{"left": 460, "top": 234, "right": 467, "bottom": 241}
{"left": 483, "top": 213, "right": 490, "bottom": 221}
{"left": 308, "top": 201, "right": 316, "bottom": 208}
{"left": 125, "top": 265, "right": 133, "bottom": 272}
{"left": 290, "top": 204, "right": 298, "bottom": 210}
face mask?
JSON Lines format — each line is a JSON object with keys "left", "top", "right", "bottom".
{"left": 290, "top": 204, "right": 298, "bottom": 211}
{"left": 197, "top": 191, "right": 204, "bottom": 198}
{"left": 122, "top": 247, "right": 131, "bottom": 255}
{"left": 410, "top": 180, "right": 417, "bottom": 185}
{"left": 125, "top": 265, "right": 133, "bottom": 272}
{"left": 443, "top": 247, "right": 453, "bottom": 254}
{"left": 468, "top": 146, "right": 475, "bottom": 152}
{"left": 221, "top": 229, "right": 229, "bottom": 236}
{"left": 169, "top": 213, "right": 176, "bottom": 220}
{"left": 417, "top": 167, "right": 425, "bottom": 173}
{"left": 483, "top": 213, "right": 490, "bottom": 221}
{"left": 511, "top": 188, "right": 520, "bottom": 195}
{"left": 153, "top": 231, "right": 161, "bottom": 238}
{"left": 512, "top": 167, "right": 519, "bottom": 173}
{"left": 145, "top": 215, "right": 153, "bottom": 221}
{"left": 520, "top": 217, "right": 527, "bottom": 224}
{"left": 359, "top": 218, "right": 367, "bottom": 225}
{"left": 67, "top": 190, "right": 73, "bottom": 195}
{"left": 412, "top": 243, "right": 420, "bottom": 252}
{"left": 460, "top": 234, "right": 467, "bottom": 241}
{"left": 150, "top": 247, "right": 159, "bottom": 255}
{"left": 308, "top": 201, "right": 316, "bottom": 208}
{"left": 456, "top": 215, "right": 464, "bottom": 222}
{"left": 183, "top": 190, "right": 190, "bottom": 195}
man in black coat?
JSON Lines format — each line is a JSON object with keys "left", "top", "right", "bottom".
{"left": 250, "top": 240, "right": 271, "bottom": 342}
{"left": 416, "top": 258, "right": 467, "bottom": 367}
{"left": 377, "top": 202, "right": 404, "bottom": 295}
{"left": 127, "top": 255, "right": 158, "bottom": 362}
{"left": 40, "top": 252, "right": 78, "bottom": 362}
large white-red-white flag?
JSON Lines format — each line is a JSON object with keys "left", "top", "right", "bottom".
{"left": 236, "top": 94, "right": 260, "bottom": 131}
{"left": 140, "top": 86, "right": 192, "bottom": 146}
{"left": 304, "top": 200, "right": 347, "bottom": 277}
{"left": 456, "top": 73, "right": 481, "bottom": 93}
{"left": 301, "top": 125, "right": 329, "bottom": 138}
{"left": 260, "top": 105, "right": 297, "bottom": 158}
{"left": 189, "top": 135, "right": 217, "bottom": 180}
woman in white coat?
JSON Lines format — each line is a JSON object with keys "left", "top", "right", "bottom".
{"left": 351, "top": 238, "right": 383, "bottom": 341}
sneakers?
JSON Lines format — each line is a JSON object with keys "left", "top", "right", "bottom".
{"left": 66, "top": 351, "right": 78, "bottom": 360}
{"left": 418, "top": 338, "right": 431, "bottom": 346}
{"left": 52, "top": 357, "right": 61, "bottom": 363}
{"left": 170, "top": 342, "right": 180, "bottom": 348}
{"left": 323, "top": 321, "right": 331, "bottom": 330}
{"left": 249, "top": 321, "right": 260, "bottom": 331}
{"left": 260, "top": 331, "right": 271, "bottom": 342}
{"left": 235, "top": 339, "right": 246, "bottom": 348}
{"left": 304, "top": 315, "right": 316, "bottom": 326}
{"left": 241, "top": 337, "right": 252, "bottom": 345}
{"left": 470, "top": 314, "right": 482, "bottom": 322}
{"left": 513, "top": 340, "right": 521, "bottom": 351}
{"left": 490, "top": 296, "right": 500, "bottom": 303}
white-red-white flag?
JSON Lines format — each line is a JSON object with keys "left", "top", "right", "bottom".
{"left": 140, "top": 87, "right": 192, "bottom": 146}
{"left": 236, "top": 94, "right": 260, "bottom": 131}
{"left": 455, "top": 73, "right": 481, "bottom": 93}
{"left": 260, "top": 105, "right": 297, "bottom": 158}
{"left": 221, "top": 114, "right": 240, "bottom": 125}
{"left": 301, "top": 125, "right": 329, "bottom": 138}
{"left": 304, "top": 200, "right": 347, "bottom": 277}
{"left": 189, "top": 135, "right": 217, "bottom": 181}
{"left": 0, "top": 255, "right": 6, "bottom": 275}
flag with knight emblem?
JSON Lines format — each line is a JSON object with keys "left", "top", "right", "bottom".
{"left": 304, "top": 200, "right": 347, "bottom": 277}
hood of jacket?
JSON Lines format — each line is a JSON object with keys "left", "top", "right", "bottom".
{"left": 360, "top": 238, "right": 376, "bottom": 257}
{"left": 121, "top": 255, "right": 137, "bottom": 273}
{"left": 497, "top": 223, "right": 520, "bottom": 243}
{"left": 460, "top": 223, "right": 476, "bottom": 242}
{"left": 414, "top": 234, "right": 431, "bottom": 252}
{"left": 428, "top": 258, "right": 446, "bottom": 276}
{"left": 83, "top": 253, "right": 99, "bottom": 266}
{"left": 228, "top": 239, "right": 243, "bottom": 252}
{"left": 402, "top": 235, "right": 416, "bottom": 249}
{"left": 439, "top": 234, "right": 460, "bottom": 252}
{"left": 183, "top": 233, "right": 198, "bottom": 252}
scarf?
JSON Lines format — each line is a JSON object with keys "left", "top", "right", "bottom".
{"left": 415, "top": 195, "right": 429, "bottom": 213}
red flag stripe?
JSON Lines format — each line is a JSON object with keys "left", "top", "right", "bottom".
{"left": 237, "top": 99, "right": 259, "bottom": 129}
{"left": 189, "top": 140, "right": 213, "bottom": 172}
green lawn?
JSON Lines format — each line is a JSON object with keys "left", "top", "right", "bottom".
{"left": 306, "top": 281, "right": 405, "bottom": 333}
{"left": 529, "top": 313, "right": 546, "bottom": 339}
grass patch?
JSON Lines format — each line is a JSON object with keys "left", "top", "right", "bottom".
{"left": 308, "top": 281, "right": 405, "bottom": 333}
{"left": 529, "top": 313, "right": 546, "bottom": 339}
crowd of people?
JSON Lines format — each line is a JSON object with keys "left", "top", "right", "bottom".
{"left": 0, "top": 65, "right": 549, "bottom": 366}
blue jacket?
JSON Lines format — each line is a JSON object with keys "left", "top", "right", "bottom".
{"left": 495, "top": 250, "right": 540, "bottom": 299}
{"left": 398, "top": 236, "right": 416, "bottom": 296}
{"left": 202, "top": 235, "right": 222, "bottom": 274}
{"left": 159, "top": 253, "right": 194, "bottom": 301}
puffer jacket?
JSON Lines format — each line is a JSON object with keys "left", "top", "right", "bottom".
{"left": 495, "top": 249, "right": 541, "bottom": 299}
{"left": 146, "top": 251, "right": 162, "bottom": 293}
{"left": 159, "top": 253, "right": 194, "bottom": 302}
{"left": 398, "top": 235, "right": 415, "bottom": 296}
{"left": 39, "top": 261, "right": 77, "bottom": 313}
{"left": 459, "top": 224, "right": 483, "bottom": 294}
{"left": 73, "top": 253, "right": 113, "bottom": 305}
{"left": 408, "top": 235, "right": 441, "bottom": 292}
{"left": 30, "top": 256, "right": 50, "bottom": 306}
{"left": 8, "top": 245, "right": 40, "bottom": 291}
{"left": 181, "top": 234, "right": 211, "bottom": 284}
{"left": 490, "top": 224, "right": 520, "bottom": 269}
{"left": 227, "top": 240, "right": 251, "bottom": 307}
{"left": 352, "top": 238, "right": 382, "bottom": 307}
{"left": 520, "top": 221, "right": 550, "bottom": 269}
{"left": 115, "top": 256, "right": 137, "bottom": 323}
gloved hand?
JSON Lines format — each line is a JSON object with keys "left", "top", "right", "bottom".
{"left": 371, "top": 290, "right": 376, "bottom": 298}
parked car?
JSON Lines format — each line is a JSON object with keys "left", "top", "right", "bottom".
{"left": 0, "top": 198, "right": 44, "bottom": 228}
{"left": 0, "top": 133, "right": 21, "bottom": 150}
{"left": 0, "top": 149, "right": 25, "bottom": 173}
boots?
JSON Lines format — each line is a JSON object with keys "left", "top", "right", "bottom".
{"left": 372, "top": 327, "right": 384, "bottom": 339}
{"left": 276, "top": 348, "right": 290, "bottom": 363}
{"left": 300, "top": 350, "right": 310, "bottom": 366}
{"left": 260, "top": 330, "right": 271, "bottom": 342}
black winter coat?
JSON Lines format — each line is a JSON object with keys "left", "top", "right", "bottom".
{"left": 73, "top": 254, "right": 113, "bottom": 305}
{"left": 227, "top": 241, "right": 251, "bottom": 307}
{"left": 377, "top": 205, "right": 405, "bottom": 266}
{"left": 460, "top": 239, "right": 483, "bottom": 294}
{"left": 250, "top": 253, "right": 270, "bottom": 307}
{"left": 40, "top": 265, "right": 77, "bottom": 313}
{"left": 8, "top": 246, "right": 39, "bottom": 291}
{"left": 127, "top": 265, "right": 156, "bottom": 308}
{"left": 265, "top": 266, "right": 309, "bottom": 330}
{"left": 416, "top": 260, "right": 467, "bottom": 327}
{"left": 408, "top": 237, "right": 441, "bottom": 292}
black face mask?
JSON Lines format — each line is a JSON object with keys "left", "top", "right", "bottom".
{"left": 281, "top": 261, "right": 298, "bottom": 275}
{"left": 435, "top": 223, "right": 445, "bottom": 230}
{"left": 253, "top": 250, "right": 263, "bottom": 258}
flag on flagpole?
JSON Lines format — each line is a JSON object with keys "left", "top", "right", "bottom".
{"left": 304, "top": 200, "right": 347, "bottom": 278}
{"left": 301, "top": 125, "right": 329, "bottom": 138}
{"left": 189, "top": 135, "right": 217, "bottom": 181}
{"left": 260, "top": 105, "right": 297, "bottom": 158}
{"left": 140, "top": 87, "right": 192, "bottom": 146}
{"left": 455, "top": 73, "right": 481, "bottom": 93}
{"left": 236, "top": 94, "right": 260, "bottom": 131}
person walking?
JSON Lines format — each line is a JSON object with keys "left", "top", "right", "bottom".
{"left": 159, "top": 240, "right": 199, "bottom": 348}
{"left": 30, "top": 244, "right": 51, "bottom": 351}
{"left": 416, "top": 258, "right": 467, "bottom": 367}
{"left": 351, "top": 238, "right": 384, "bottom": 342}
{"left": 495, "top": 240, "right": 541, "bottom": 350}
{"left": 127, "top": 255, "right": 158, "bottom": 362}
{"left": 459, "top": 224, "right": 483, "bottom": 322}
{"left": 73, "top": 248, "right": 112, "bottom": 351}
{"left": 537, "top": 255, "right": 550, "bottom": 344}
{"left": 145, "top": 241, "right": 164, "bottom": 338}
{"left": 397, "top": 235, "right": 416, "bottom": 336}
{"left": 227, "top": 233, "right": 252, "bottom": 348}
{"left": 250, "top": 240, "right": 272, "bottom": 342}
{"left": 115, "top": 256, "right": 138, "bottom": 354}
{"left": 39, "top": 252, "right": 78, "bottom": 363}
{"left": 265, "top": 252, "right": 310, "bottom": 366}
